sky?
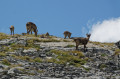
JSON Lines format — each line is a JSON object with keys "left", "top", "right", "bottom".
{"left": 0, "top": 0, "right": 120, "bottom": 42}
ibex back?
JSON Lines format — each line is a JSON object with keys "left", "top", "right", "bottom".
{"left": 63, "top": 31, "right": 72, "bottom": 39}
{"left": 73, "top": 34, "right": 91, "bottom": 51}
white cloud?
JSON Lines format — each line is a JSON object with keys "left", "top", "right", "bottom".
{"left": 90, "top": 17, "right": 120, "bottom": 43}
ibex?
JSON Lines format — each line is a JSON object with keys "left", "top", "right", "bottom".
{"left": 10, "top": 25, "right": 14, "bottom": 35}
{"left": 63, "top": 31, "right": 72, "bottom": 39}
{"left": 22, "top": 33, "right": 27, "bottom": 36}
{"left": 26, "top": 25, "right": 32, "bottom": 34}
{"left": 26, "top": 22, "right": 38, "bottom": 37}
{"left": 73, "top": 34, "right": 91, "bottom": 51}
{"left": 45, "top": 32, "right": 49, "bottom": 38}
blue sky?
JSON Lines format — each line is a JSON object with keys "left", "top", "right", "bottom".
{"left": 0, "top": 0, "right": 120, "bottom": 38}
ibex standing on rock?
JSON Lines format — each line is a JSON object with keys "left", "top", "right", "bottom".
{"left": 10, "top": 25, "right": 14, "bottom": 35}
{"left": 63, "top": 31, "right": 72, "bottom": 39}
{"left": 73, "top": 34, "right": 91, "bottom": 51}
{"left": 26, "top": 22, "right": 38, "bottom": 37}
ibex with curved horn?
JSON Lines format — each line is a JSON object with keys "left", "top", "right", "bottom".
{"left": 73, "top": 34, "right": 91, "bottom": 51}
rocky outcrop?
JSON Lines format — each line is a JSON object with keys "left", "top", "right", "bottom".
{"left": 0, "top": 36, "right": 120, "bottom": 79}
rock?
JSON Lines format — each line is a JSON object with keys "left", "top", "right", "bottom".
{"left": 17, "top": 76, "right": 41, "bottom": 79}
{"left": 23, "top": 48, "right": 37, "bottom": 53}
{"left": 115, "top": 41, "right": 120, "bottom": 48}
{"left": 0, "top": 39, "right": 10, "bottom": 45}
{"left": 7, "top": 67, "right": 24, "bottom": 77}
{"left": 0, "top": 65, "right": 4, "bottom": 69}
{"left": 22, "top": 48, "right": 38, "bottom": 56}
{"left": 0, "top": 36, "right": 120, "bottom": 78}
{"left": 16, "top": 39, "right": 27, "bottom": 46}
{"left": 8, "top": 68, "right": 17, "bottom": 75}
{"left": 1, "top": 75, "right": 11, "bottom": 79}
{"left": 15, "top": 48, "right": 24, "bottom": 56}
{"left": 115, "top": 76, "right": 120, "bottom": 79}
{"left": 27, "top": 70, "right": 38, "bottom": 75}
{"left": 0, "top": 38, "right": 18, "bottom": 45}
{"left": 0, "top": 69, "right": 4, "bottom": 73}
{"left": 0, "top": 64, "right": 9, "bottom": 70}
{"left": 6, "top": 56, "right": 17, "bottom": 63}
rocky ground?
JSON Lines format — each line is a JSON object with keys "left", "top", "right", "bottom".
{"left": 0, "top": 33, "right": 120, "bottom": 79}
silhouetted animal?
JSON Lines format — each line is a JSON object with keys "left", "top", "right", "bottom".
{"left": 45, "top": 32, "right": 49, "bottom": 38}
{"left": 73, "top": 34, "right": 91, "bottom": 51}
{"left": 10, "top": 25, "right": 14, "bottom": 35}
{"left": 26, "top": 22, "right": 38, "bottom": 37}
{"left": 22, "top": 33, "right": 27, "bottom": 36}
{"left": 63, "top": 31, "right": 72, "bottom": 39}
{"left": 26, "top": 25, "right": 32, "bottom": 34}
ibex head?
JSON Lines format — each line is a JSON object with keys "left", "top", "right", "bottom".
{"left": 86, "top": 33, "right": 91, "bottom": 38}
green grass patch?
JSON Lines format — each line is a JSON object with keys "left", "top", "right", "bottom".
{"left": 48, "top": 50, "right": 87, "bottom": 67}
{"left": 34, "top": 57, "right": 42, "bottom": 63}
{"left": 10, "top": 64, "right": 23, "bottom": 68}
{"left": 0, "top": 33, "right": 10, "bottom": 40}
{"left": 7, "top": 39, "right": 40, "bottom": 52}
{"left": 114, "top": 49, "right": 120, "bottom": 55}
{"left": 10, "top": 43, "right": 24, "bottom": 50}
{"left": 2, "top": 59, "right": 11, "bottom": 66}
{"left": 81, "top": 66, "right": 91, "bottom": 71}
{"left": 63, "top": 39, "right": 71, "bottom": 42}
{"left": 65, "top": 45, "right": 75, "bottom": 48}
{"left": 11, "top": 55, "right": 34, "bottom": 62}
{"left": 0, "top": 52, "right": 6, "bottom": 57}
{"left": 26, "top": 39, "right": 40, "bottom": 50}
{"left": 90, "top": 41, "right": 114, "bottom": 47}
{"left": 34, "top": 38, "right": 61, "bottom": 42}
{"left": 101, "top": 53, "right": 107, "bottom": 57}
{"left": 72, "top": 51, "right": 85, "bottom": 58}
{"left": 11, "top": 55, "right": 43, "bottom": 63}
{"left": 23, "top": 34, "right": 36, "bottom": 37}
{"left": 100, "top": 64, "right": 107, "bottom": 69}
{"left": 37, "top": 70, "right": 44, "bottom": 73}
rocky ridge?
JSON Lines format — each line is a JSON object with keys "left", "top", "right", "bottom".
{"left": 0, "top": 34, "right": 120, "bottom": 79}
